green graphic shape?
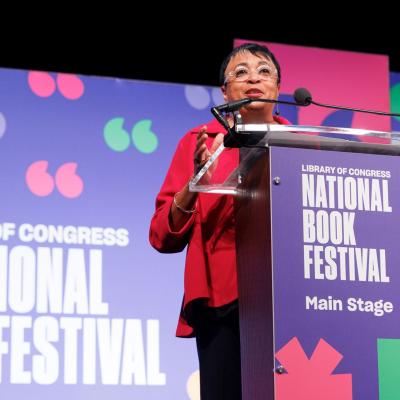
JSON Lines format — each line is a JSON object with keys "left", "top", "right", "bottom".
{"left": 131, "top": 119, "right": 158, "bottom": 154}
{"left": 104, "top": 117, "right": 131, "bottom": 152}
{"left": 378, "top": 338, "right": 400, "bottom": 399}
{"left": 390, "top": 83, "right": 400, "bottom": 122}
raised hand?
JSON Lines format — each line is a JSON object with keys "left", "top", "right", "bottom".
{"left": 193, "top": 126, "right": 224, "bottom": 183}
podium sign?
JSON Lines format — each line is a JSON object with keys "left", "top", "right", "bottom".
{"left": 270, "top": 146, "right": 400, "bottom": 399}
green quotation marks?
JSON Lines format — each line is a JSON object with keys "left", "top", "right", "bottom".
{"left": 104, "top": 118, "right": 158, "bottom": 153}
{"left": 104, "top": 118, "right": 130, "bottom": 152}
{"left": 390, "top": 83, "right": 400, "bottom": 122}
{"left": 131, "top": 120, "right": 158, "bottom": 154}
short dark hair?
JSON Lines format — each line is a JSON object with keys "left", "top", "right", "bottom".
{"left": 219, "top": 43, "right": 281, "bottom": 86}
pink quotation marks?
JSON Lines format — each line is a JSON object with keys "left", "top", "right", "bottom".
{"left": 28, "top": 72, "right": 84, "bottom": 100}
{"left": 275, "top": 337, "right": 352, "bottom": 400}
{"left": 26, "top": 161, "right": 84, "bottom": 198}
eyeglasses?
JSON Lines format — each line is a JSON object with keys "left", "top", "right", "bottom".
{"left": 224, "top": 64, "right": 278, "bottom": 84}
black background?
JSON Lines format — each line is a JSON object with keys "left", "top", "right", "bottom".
{"left": 1, "top": 13, "right": 397, "bottom": 86}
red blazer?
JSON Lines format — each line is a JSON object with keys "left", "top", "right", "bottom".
{"left": 149, "top": 117, "right": 290, "bottom": 337}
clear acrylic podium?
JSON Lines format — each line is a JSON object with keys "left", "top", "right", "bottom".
{"left": 189, "top": 124, "right": 400, "bottom": 195}
{"left": 189, "top": 124, "right": 400, "bottom": 400}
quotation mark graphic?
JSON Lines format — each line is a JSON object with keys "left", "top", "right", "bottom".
{"left": 275, "top": 337, "right": 352, "bottom": 400}
{"left": 0, "top": 112, "right": 5, "bottom": 139}
{"left": 26, "top": 161, "right": 84, "bottom": 198}
{"left": 28, "top": 71, "right": 84, "bottom": 100}
{"left": 184, "top": 85, "right": 223, "bottom": 110}
{"left": 104, "top": 118, "right": 158, "bottom": 153}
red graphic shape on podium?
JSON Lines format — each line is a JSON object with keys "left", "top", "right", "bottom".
{"left": 275, "top": 337, "right": 352, "bottom": 400}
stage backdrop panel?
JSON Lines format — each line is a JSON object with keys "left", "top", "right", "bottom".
{"left": 0, "top": 45, "right": 396, "bottom": 400}
{"left": 235, "top": 39, "right": 391, "bottom": 137}
{"left": 0, "top": 68, "right": 223, "bottom": 399}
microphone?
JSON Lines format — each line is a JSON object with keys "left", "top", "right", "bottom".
{"left": 211, "top": 96, "right": 301, "bottom": 145}
{"left": 293, "top": 87, "right": 400, "bottom": 117}
{"left": 212, "top": 87, "right": 400, "bottom": 149}
{"left": 212, "top": 98, "right": 253, "bottom": 113}
{"left": 293, "top": 87, "right": 312, "bottom": 106}
{"left": 212, "top": 97, "right": 299, "bottom": 116}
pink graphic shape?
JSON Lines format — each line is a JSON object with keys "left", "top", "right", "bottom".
{"left": 275, "top": 337, "right": 352, "bottom": 400}
{"left": 55, "top": 163, "right": 84, "bottom": 198}
{"left": 235, "top": 39, "right": 390, "bottom": 138}
{"left": 56, "top": 73, "right": 84, "bottom": 100}
{"left": 25, "top": 160, "right": 55, "bottom": 196}
{"left": 28, "top": 71, "right": 56, "bottom": 97}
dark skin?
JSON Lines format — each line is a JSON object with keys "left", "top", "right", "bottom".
{"left": 169, "top": 127, "right": 224, "bottom": 231}
{"left": 169, "top": 50, "right": 279, "bottom": 231}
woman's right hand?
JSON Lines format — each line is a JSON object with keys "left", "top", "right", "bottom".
{"left": 169, "top": 127, "right": 224, "bottom": 231}
{"left": 194, "top": 126, "right": 224, "bottom": 182}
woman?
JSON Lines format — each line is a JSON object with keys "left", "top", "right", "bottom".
{"left": 149, "top": 43, "right": 289, "bottom": 400}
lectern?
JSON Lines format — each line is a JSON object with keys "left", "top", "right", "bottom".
{"left": 190, "top": 124, "right": 400, "bottom": 400}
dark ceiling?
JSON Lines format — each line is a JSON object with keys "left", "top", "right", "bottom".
{"left": 1, "top": 19, "right": 397, "bottom": 87}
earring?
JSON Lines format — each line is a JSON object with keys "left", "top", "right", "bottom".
{"left": 274, "top": 102, "right": 280, "bottom": 116}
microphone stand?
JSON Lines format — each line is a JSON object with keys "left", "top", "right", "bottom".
{"left": 211, "top": 98, "right": 304, "bottom": 147}
{"left": 308, "top": 99, "right": 400, "bottom": 118}
{"left": 212, "top": 94, "right": 400, "bottom": 147}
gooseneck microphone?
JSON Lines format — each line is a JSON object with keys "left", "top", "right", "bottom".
{"left": 212, "top": 97, "right": 299, "bottom": 115}
{"left": 293, "top": 87, "right": 400, "bottom": 117}
{"left": 211, "top": 96, "right": 300, "bottom": 131}
{"left": 212, "top": 87, "right": 400, "bottom": 118}
{"left": 293, "top": 87, "right": 312, "bottom": 106}
{"left": 211, "top": 87, "right": 400, "bottom": 146}
{"left": 212, "top": 98, "right": 253, "bottom": 113}
{"left": 210, "top": 95, "right": 303, "bottom": 142}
